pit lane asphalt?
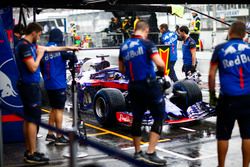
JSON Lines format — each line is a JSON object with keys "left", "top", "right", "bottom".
{"left": 3, "top": 101, "right": 243, "bottom": 167}
{"left": 3, "top": 50, "right": 242, "bottom": 167}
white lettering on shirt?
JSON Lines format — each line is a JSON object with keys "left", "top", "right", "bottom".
{"left": 223, "top": 54, "right": 250, "bottom": 68}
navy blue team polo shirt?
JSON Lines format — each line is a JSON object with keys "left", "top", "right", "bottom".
{"left": 15, "top": 38, "right": 41, "bottom": 84}
{"left": 211, "top": 38, "right": 250, "bottom": 96}
{"left": 119, "top": 35, "right": 159, "bottom": 81}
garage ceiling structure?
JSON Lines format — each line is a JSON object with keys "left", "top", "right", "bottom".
{"left": 0, "top": 0, "right": 178, "bottom": 12}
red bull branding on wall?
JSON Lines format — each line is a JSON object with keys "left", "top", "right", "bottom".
{"left": 0, "top": 7, "right": 24, "bottom": 143}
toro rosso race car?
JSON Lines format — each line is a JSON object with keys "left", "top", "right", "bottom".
{"left": 75, "top": 55, "right": 216, "bottom": 127}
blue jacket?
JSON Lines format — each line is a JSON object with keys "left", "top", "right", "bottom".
{"left": 41, "top": 28, "right": 74, "bottom": 90}
{"left": 160, "top": 31, "right": 178, "bottom": 61}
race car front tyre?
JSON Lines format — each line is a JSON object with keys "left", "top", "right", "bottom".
{"left": 93, "top": 88, "right": 126, "bottom": 127}
{"left": 171, "top": 79, "right": 202, "bottom": 114}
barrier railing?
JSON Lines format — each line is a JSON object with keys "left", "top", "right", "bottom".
{"left": 39, "top": 32, "right": 161, "bottom": 48}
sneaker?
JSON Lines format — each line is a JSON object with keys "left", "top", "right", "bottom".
{"left": 45, "top": 134, "right": 56, "bottom": 142}
{"left": 55, "top": 136, "right": 69, "bottom": 146}
{"left": 24, "top": 153, "right": 49, "bottom": 164}
{"left": 134, "top": 151, "right": 145, "bottom": 161}
{"left": 24, "top": 150, "right": 45, "bottom": 160}
{"left": 34, "top": 151, "right": 45, "bottom": 157}
{"left": 142, "top": 152, "right": 167, "bottom": 166}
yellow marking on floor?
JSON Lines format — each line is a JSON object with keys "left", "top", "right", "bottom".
{"left": 41, "top": 108, "right": 50, "bottom": 113}
{"left": 142, "top": 138, "right": 171, "bottom": 145}
{"left": 87, "top": 132, "right": 109, "bottom": 137}
{"left": 158, "top": 138, "right": 171, "bottom": 142}
{"left": 85, "top": 123, "right": 146, "bottom": 144}
{"left": 42, "top": 108, "right": 147, "bottom": 144}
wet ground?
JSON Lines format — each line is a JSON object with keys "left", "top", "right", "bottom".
{"left": 3, "top": 50, "right": 243, "bottom": 167}
{"left": 3, "top": 107, "right": 243, "bottom": 167}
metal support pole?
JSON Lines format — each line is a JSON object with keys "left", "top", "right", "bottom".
{"left": 0, "top": 107, "right": 4, "bottom": 167}
{"left": 33, "top": 8, "right": 36, "bottom": 22}
{"left": 167, "top": 13, "right": 170, "bottom": 26}
{"left": 212, "top": 4, "right": 217, "bottom": 50}
{"left": 63, "top": 51, "right": 88, "bottom": 166}
{"left": 68, "top": 131, "right": 77, "bottom": 167}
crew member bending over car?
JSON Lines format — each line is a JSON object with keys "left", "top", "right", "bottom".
{"left": 208, "top": 21, "right": 250, "bottom": 167}
{"left": 119, "top": 20, "right": 167, "bottom": 166}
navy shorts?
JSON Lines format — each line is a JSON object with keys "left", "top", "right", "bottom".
{"left": 47, "top": 89, "right": 66, "bottom": 109}
{"left": 216, "top": 95, "right": 250, "bottom": 140}
{"left": 128, "top": 79, "right": 166, "bottom": 129}
{"left": 17, "top": 82, "right": 42, "bottom": 122}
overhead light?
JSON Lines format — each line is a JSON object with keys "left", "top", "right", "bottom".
{"left": 81, "top": 0, "right": 107, "bottom": 5}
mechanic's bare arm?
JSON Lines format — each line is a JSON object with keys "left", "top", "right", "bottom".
{"left": 119, "top": 59, "right": 125, "bottom": 74}
{"left": 151, "top": 53, "right": 165, "bottom": 72}
{"left": 39, "top": 45, "right": 80, "bottom": 52}
{"left": 190, "top": 48, "right": 196, "bottom": 66}
{"left": 24, "top": 47, "right": 46, "bottom": 73}
{"left": 208, "top": 62, "right": 218, "bottom": 93}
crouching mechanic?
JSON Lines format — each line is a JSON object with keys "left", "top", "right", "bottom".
{"left": 208, "top": 21, "right": 250, "bottom": 167}
{"left": 40, "top": 28, "right": 78, "bottom": 145}
{"left": 119, "top": 20, "right": 167, "bottom": 166}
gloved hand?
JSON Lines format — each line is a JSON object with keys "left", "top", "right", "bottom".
{"left": 191, "top": 65, "right": 196, "bottom": 73}
{"left": 209, "top": 90, "right": 218, "bottom": 107}
{"left": 156, "top": 70, "right": 165, "bottom": 77}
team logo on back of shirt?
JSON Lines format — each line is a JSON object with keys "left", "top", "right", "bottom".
{"left": 222, "top": 43, "right": 250, "bottom": 69}
{"left": 223, "top": 43, "right": 250, "bottom": 56}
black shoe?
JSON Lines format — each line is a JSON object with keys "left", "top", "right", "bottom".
{"left": 34, "top": 151, "right": 45, "bottom": 157}
{"left": 24, "top": 153, "right": 49, "bottom": 164}
{"left": 55, "top": 136, "right": 69, "bottom": 146}
{"left": 45, "top": 134, "right": 56, "bottom": 142}
{"left": 134, "top": 151, "right": 145, "bottom": 161}
{"left": 142, "top": 152, "right": 167, "bottom": 166}
{"left": 24, "top": 150, "right": 45, "bottom": 160}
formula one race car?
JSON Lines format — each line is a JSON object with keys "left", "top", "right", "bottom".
{"left": 76, "top": 56, "right": 216, "bottom": 127}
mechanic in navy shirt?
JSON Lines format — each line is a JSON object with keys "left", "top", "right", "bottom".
{"left": 179, "top": 25, "right": 197, "bottom": 76}
{"left": 40, "top": 28, "right": 77, "bottom": 145}
{"left": 119, "top": 20, "right": 167, "bottom": 166}
{"left": 13, "top": 23, "right": 24, "bottom": 47}
{"left": 15, "top": 22, "right": 79, "bottom": 164}
{"left": 159, "top": 23, "right": 178, "bottom": 82}
{"left": 208, "top": 21, "right": 250, "bottom": 167}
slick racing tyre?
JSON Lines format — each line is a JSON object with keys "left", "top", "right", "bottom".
{"left": 171, "top": 79, "right": 202, "bottom": 114}
{"left": 93, "top": 88, "right": 126, "bottom": 127}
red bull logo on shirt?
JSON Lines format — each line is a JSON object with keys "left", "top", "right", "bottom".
{"left": 223, "top": 54, "right": 250, "bottom": 68}
{"left": 222, "top": 43, "right": 250, "bottom": 69}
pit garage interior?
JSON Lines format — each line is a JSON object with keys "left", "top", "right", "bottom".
{"left": 0, "top": 1, "right": 245, "bottom": 167}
